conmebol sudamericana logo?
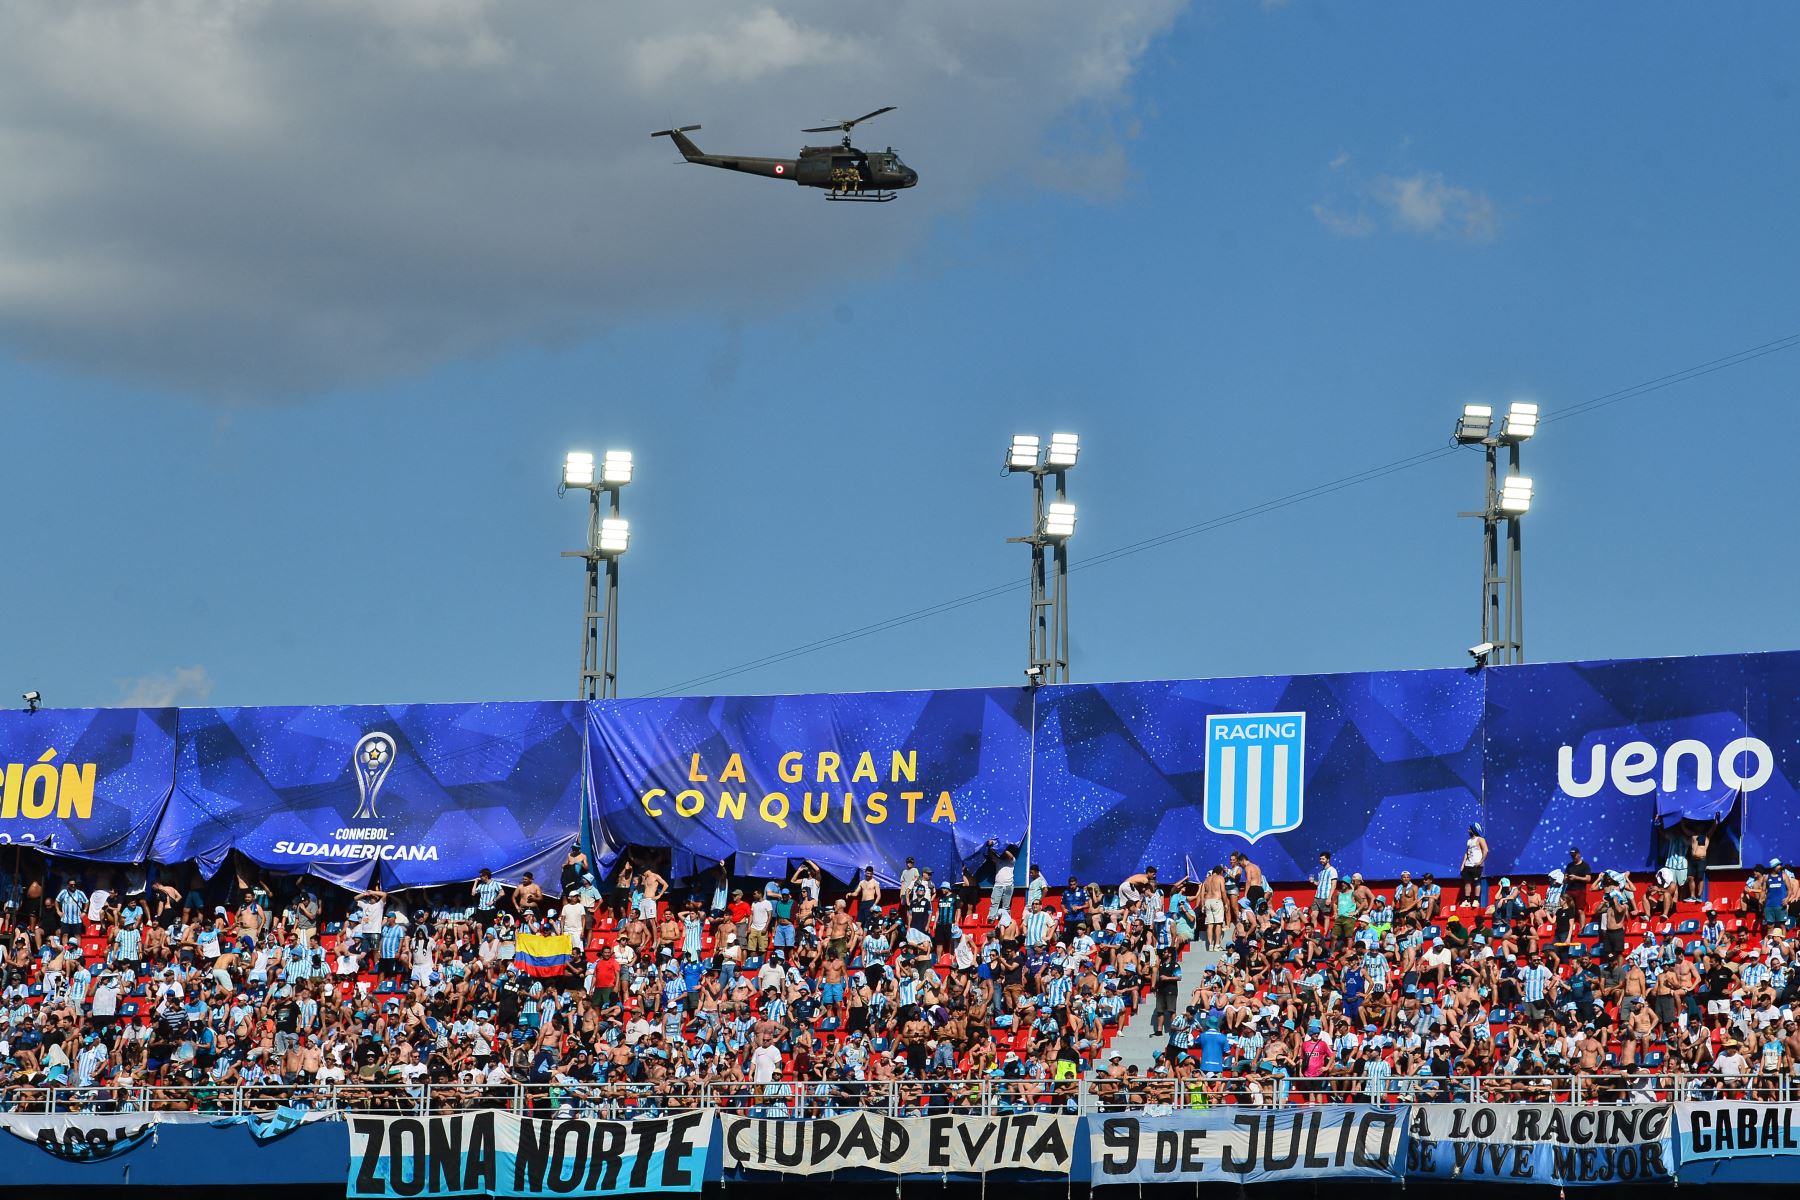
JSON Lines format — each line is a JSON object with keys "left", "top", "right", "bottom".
{"left": 351, "top": 732, "right": 396, "bottom": 820}
{"left": 1204, "top": 712, "right": 1306, "bottom": 843}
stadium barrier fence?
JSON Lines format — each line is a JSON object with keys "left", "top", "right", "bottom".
{"left": 4, "top": 1071, "right": 1795, "bottom": 1117}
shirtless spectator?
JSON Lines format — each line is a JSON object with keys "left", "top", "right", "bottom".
{"left": 1199, "top": 867, "right": 1229, "bottom": 951}
{"left": 512, "top": 872, "right": 544, "bottom": 916}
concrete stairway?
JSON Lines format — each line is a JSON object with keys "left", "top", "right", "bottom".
{"left": 1107, "top": 939, "right": 1223, "bottom": 1070}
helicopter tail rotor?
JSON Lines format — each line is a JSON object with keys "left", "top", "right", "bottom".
{"left": 651, "top": 124, "right": 704, "bottom": 160}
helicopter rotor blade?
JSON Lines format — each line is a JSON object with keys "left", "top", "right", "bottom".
{"left": 847, "top": 105, "right": 896, "bottom": 127}
{"left": 802, "top": 105, "right": 896, "bottom": 134}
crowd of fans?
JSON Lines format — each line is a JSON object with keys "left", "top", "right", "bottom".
{"left": 3, "top": 824, "right": 1799, "bottom": 1117}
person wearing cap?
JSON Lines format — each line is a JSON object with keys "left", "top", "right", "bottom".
{"left": 1714, "top": 1035, "right": 1750, "bottom": 1090}
{"left": 929, "top": 880, "right": 958, "bottom": 952}
{"left": 772, "top": 886, "right": 799, "bottom": 952}
{"left": 1332, "top": 878, "right": 1359, "bottom": 946}
{"left": 1489, "top": 875, "right": 1521, "bottom": 924}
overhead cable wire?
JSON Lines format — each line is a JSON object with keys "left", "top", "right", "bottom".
{"left": 642, "top": 331, "right": 1800, "bottom": 697}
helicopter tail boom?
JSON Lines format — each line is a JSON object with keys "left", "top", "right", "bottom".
{"left": 651, "top": 125, "right": 703, "bottom": 160}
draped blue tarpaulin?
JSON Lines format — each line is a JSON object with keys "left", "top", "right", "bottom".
{"left": 0, "top": 707, "right": 175, "bottom": 862}
{"left": 588, "top": 649, "right": 1800, "bottom": 883}
{"left": 13, "top": 648, "right": 1800, "bottom": 889}
{"left": 586, "top": 689, "right": 1035, "bottom": 886}
{"left": 152, "top": 703, "right": 585, "bottom": 891}
{"left": 1027, "top": 668, "right": 1485, "bottom": 884}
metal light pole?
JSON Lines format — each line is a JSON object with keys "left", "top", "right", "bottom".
{"left": 1005, "top": 432, "right": 1078, "bottom": 685}
{"left": 1455, "top": 403, "right": 1536, "bottom": 665}
{"left": 561, "top": 450, "right": 633, "bottom": 699}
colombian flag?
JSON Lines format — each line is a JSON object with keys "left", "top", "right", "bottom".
{"left": 514, "top": 932, "right": 572, "bottom": 978}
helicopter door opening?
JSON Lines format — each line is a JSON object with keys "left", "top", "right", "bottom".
{"left": 825, "top": 152, "right": 895, "bottom": 202}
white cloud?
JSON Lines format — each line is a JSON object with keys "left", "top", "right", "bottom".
{"left": 631, "top": 8, "right": 855, "bottom": 89}
{"left": 1310, "top": 202, "right": 1373, "bottom": 238}
{"left": 1374, "top": 171, "right": 1500, "bottom": 241}
{"left": 117, "top": 665, "right": 213, "bottom": 708}
{"left": 0, "top": 1, "right": 1187, "bottom": 397}
{"left": 1312, "top": 156, "right": 1501, "bottom": 243}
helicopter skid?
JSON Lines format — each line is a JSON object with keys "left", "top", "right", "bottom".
{"left": 825, "top": 190, "right": 897, "bottom": 202}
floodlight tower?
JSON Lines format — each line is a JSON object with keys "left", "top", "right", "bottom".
{"left": 561, "top": 450, "right": 633, "bottom": 699}
{"left": 1454, "top": 403, "right": 1537, "bottom": 665}
{"left": 1005, "top": 432, "right": 1079, "bottom": 685}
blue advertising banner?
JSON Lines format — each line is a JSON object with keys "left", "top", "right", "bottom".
{"left": 1674, "top": 1101, "right": 1800, "bottom": 1184}
{"left": 1405, "top": 1103, "right": 1673, "bottom": 1186}
{"left": 587, "top": 689, "right": 1034, "bottom": 884}
{"left": 1741, "top": 651, "right": 1800, "bottom": 870}
{"left": 153, "top": 703, "right": 584, "bottom": 891}
{"left": 1480, "top": 650, "right": 1800, "bottom": 875}
{"left": 1030, "top": 671, "right": 1484, "bottom": 883}
{"left": 0, "top": 708, "right": 175, "bottom": 862}
{"left": 0, "top": 1114, "right": 347, "bottom": 1189}
{"left": 1087, "top": 1108, "right": 1404, "bottom": 1185}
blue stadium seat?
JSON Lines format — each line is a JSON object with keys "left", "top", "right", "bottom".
{"left": 1643, "top": 1050, "right": 1666, "bottom": 1068}
{"left": 1491, "top": 922, "right": 1511, "bottom": 937}
{"left": 1489, "top": 1008, "right": 1511, "bottom": 1025}
{"left": 1581, "top": 921, "right": 1602, "bottom": 938}
{"left": 1677, "top": 919, "right": 1701, "bottom": 935}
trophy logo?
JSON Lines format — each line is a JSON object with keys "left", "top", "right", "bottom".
{"left": 351, "top": 732, "right": 397, "bottom": 820}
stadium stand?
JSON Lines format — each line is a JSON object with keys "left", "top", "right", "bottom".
{"left": 2, "top": 846, "right": 1796, "bottom": 1116}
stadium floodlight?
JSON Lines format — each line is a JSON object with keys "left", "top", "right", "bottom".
{"left": 596, "top": 517, "right": 631, "bottom": 555}
{"left": 602, "top": 450, "right": 634, "bottom": 485}
{"left": 1006, "top": 431, "right": 1080, "bottom": 690}
{"left": 1500, "top": 475, "right": 1534, "bottom": 515}
{"left": 563, "top": 451, "right": 596, "bottom": 487}
{"left": 1500, "top": 401, "right": 1539, "bottom": 442}
{"left": 1045, "top": 432, "right": 1080, "bottom": 468}
{"left": 1458, "top": 399, "right": 1538, "bottom": 668}
{"left": 561, "top": 447, "right": 633, "bottom": 699}
{"left": 1454, "top": 404, "right": 1493, "bottom": 444}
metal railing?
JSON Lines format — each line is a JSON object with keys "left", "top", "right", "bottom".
{"left": 4, "top": 1072, "right": 1796, "bottom": 1118}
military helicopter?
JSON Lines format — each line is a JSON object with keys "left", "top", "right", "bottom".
{"left": 652, "top": 106, "right": 917, "bottom": 202}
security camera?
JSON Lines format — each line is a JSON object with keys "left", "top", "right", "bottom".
{"left": 22, "top": 691, "right": 40, "bottom": 713}
{"left": 1024, "top": 665, "right": 1046, "bottom": 685}
{"left": 1468, "top": 643, "right": 1496, "bottom": 663}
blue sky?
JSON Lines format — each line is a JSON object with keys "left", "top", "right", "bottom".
{"left": 3, "top": 2, "right": 1797, "bottom": 710}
